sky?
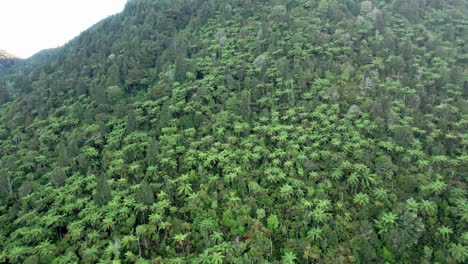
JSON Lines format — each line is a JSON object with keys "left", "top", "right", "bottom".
{"left": 0, "top": 0, "right": 128, "bottom": 58}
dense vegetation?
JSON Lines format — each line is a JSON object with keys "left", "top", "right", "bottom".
{"left": 0, "top": 0, "right": 467, "bottom": 263}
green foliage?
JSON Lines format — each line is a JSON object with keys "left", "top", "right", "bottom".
{"left": 0, "top": 0, "right": 466, "bottom": 263}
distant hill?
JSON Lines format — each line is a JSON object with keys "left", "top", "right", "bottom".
{"left": 0, "top": 50, "right": 19, "bottom": 60}
{"left": 0, "top": 50, "right": 20, "bottom": 70}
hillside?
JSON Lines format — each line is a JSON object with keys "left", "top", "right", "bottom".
{"left": 0, "top": 50, "right": 20, "bottom": 73}
{"left": 0, "top": 0, "right": 467, "bottom": 263}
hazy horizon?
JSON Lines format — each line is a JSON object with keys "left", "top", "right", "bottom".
{"left": 0, "top": 0, "right": 127, "bottom": 58}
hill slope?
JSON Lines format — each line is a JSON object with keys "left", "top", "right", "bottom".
{"left": 0, "top": 50, "right": 20, "bottom": 73}
{"left": 0, "top": 0, "right": 467, "bottom": 263}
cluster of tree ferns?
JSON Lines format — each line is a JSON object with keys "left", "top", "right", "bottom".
{"left": 0, "top": 0, "right": 467, "bottom": 263}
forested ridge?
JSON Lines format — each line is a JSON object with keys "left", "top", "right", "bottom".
{"left": 0, "top": 0, "right": 467, "bottom": 263}
{"left": 0, "top": 50, "right": 20, "bottom": 74}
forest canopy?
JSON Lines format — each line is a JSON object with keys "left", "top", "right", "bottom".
{"left": 0, "top": 0, "right": 467, "bottom": 263}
